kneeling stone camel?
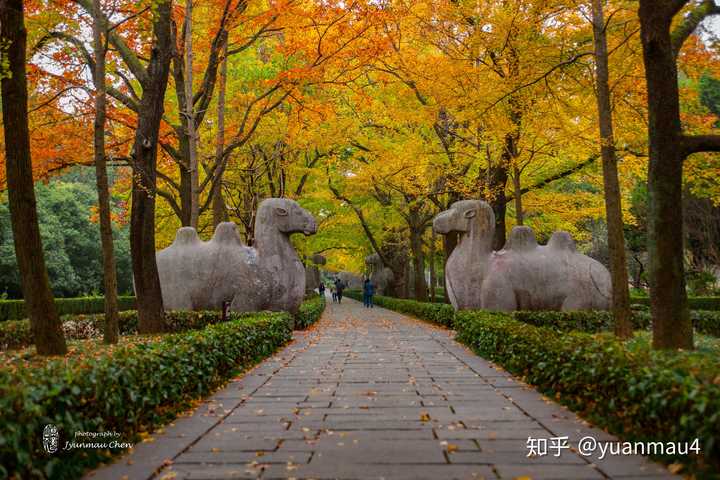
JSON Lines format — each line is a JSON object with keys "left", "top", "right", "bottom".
{"left": 156, "top": 198, "right": 317, "bottom": 314}
{"left": 433, "top": 200, "right": 611, "bottom": 311}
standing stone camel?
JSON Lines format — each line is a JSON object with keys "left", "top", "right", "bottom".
{"left": 365, "top": 253, "right": 393, "bottom": 295}
{"left": 156, "top": 198, "right": 317, "bottom": 314}
{"left": 433, "top": 200, "right": 611, "bottom": 311}
{"left": 305, "top": 254, "right": 327, "bottom": 294}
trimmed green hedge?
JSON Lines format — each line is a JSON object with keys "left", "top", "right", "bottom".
{"left": 0, "top": 310, "right": 230, "bottom": 351}
{"left": 344, "top": 290, "right": 455, "bottom": 327}
{"left": 0, "top": 311, "right": 293, "bottom": 479}
{"left": 454, "top": 311, "right": 719, "bottom": 474}
{"left": 512, "top": 310, "right": 652, "bottom": 332}
{"left": 631, "top": 296, "right": 720, "bottom": 311}
{"left": 351, "top": 294, "right": 720, "bottom": 338}
{"left": 1, "top": 296, "right": 328, "bottom": 351}
{"left": 0, "top": 296, "right": 137, "bottom": 322}
{"left": 294, "top": 294, "right": 326, "bottom": 329}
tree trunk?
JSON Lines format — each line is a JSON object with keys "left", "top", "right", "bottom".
{"left": 512, "top": 165, "right": 523, "bottom": 226}
{"left": 92, "top": 0, "right": 119, "bottom": 344}
{"left": 185, "top": 0, "right": 199, "bottom": 228}
{"left": 212, "top": 39, "right": 228, "bottom": 227}
{"left": 443, "top": 231, "right": 457, "bottom": 304}
{"left": 592, "top": 0, "right": 632, "bottom": 340}
{"left": 638, "top": 1, "right": 692, "bottom": 349}
{"left": 172, "top": 43, "right": 193, "bottom": 227}
{"left": 488, "top": 161, "right": 508, "bottom": 250}
{"left": 410, "top": 228, "right": 428, "bottom": 302}
{"left": 130, "top": 0, "right": 173, "bottom": 334}
{"left": 0, "top": 0, "right": 67, "bottom": 355}
{"left": 429, "top": 231, "right": 437, "bottom": 302}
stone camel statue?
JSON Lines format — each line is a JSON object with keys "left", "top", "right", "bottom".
{"left": 305, "top": 254, "right": 327, "bottom": 294}
{"left": 156, "top": 198, "right": 317, "bottom": 314}
{"left": 432, "top": 200, "right": 611, "bottom": 311}
{"left": 365, "top": 253, "right": 394, "bottom": 295}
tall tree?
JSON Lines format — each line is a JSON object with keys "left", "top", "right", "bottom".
{"left": 0, "top": 0, "right": 67, "bottom": 355}
{"left": 184, "top": 0, "right": 200, "bottom": 228}
{"left": 638, "top": 0, "right": 720, "bottom": 349}
{"left": 212, "top": 38, "right": 229, "bottom": 227}
{"left": 130, "top": 0, "right": 174, "bottom": 333}
{"left": 591, "top": 0, "right": 632, "bottom": 339}
{"left": 92, "top": 0, "right": 119, "bottom": 344}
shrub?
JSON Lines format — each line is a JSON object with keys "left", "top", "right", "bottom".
{"left": 344, "top": 291, "right": 455, "bottom": 327}
{"left": 1, "top": 296, "right": 331, "bottom": 351}
{"left": 294, "top": 294, "right": 326, "bottom": 329}
{"left": 453, "top": 311, "right": 719, "bottom": 474}
{"left": 512, "top": 310, "right": 614, "bottom": 332}
{"left": 0, "top": 296, "right": 137, "bottom": 322}
{"left": 0, "top": 311, "right": 293, "bottom": 479}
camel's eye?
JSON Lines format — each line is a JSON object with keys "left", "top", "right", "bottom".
{"left": 464, "top": 210, "right": 476, "bottom": 219}
{"left": 275, "top": 207, "right": 289, "bottom": 217}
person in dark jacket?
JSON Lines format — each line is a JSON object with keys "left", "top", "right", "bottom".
{"left": 318, "top": 282, "right": 326, "bottom": 297}
{"left": 363, "top": 278, "right": 375, "bottom": 308}
{"left": 334, "top": 279, "right": 345, "bottom": 303}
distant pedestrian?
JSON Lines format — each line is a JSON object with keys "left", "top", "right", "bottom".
{"left": 363, "top": 278, "right": 375, "bottom": 308}
{"left": 335, "top": 279, "right": 345, "bottom": 303}
{"left": 319, "top": 282, "right": 326, "bottom": 297}
{"left": 331, "top": 284, "right": 337, "bottom": 303}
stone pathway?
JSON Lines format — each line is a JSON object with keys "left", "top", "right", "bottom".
{"left": 86, "top": 297, "right": 677, "bottom": 480}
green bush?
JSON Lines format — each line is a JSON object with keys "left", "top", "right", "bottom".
{"left": 453, "top": 311, "right": 719, "bottom": 474}
{"left": 353, "top": 294, "right": 720, "bottom": 339}
{"left": 630, "top": 296, "right": 720, "bottom": 311}
{"left": 294, "top": 294, "right": 326, "bottom": 329}
{"left": 1, "top": 296, "right": 332, "bottom": 351}
{"left": 344, "top": 291, "right": 455, "bottom": 327}
{"left": 0, "top": 311, "right": 293, "bottom": 479}
{"left": 512, "top": 310, "right": 614, "bottom": 332}
{"left": 0, "top": 296, "right": 137, "bottom": 322}
{"left": 0, "top": 312, "right": 139, "bottom": 351}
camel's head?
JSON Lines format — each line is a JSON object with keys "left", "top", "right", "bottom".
{"left": 433, "top": 200, "right": 495, "bottom": 236}
{"left": 257, "top": 198, "right": 317, "bottom": 236}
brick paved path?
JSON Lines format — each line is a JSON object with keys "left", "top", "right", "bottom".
{"left": 87, "top": 297, "right": 676, "bottom": 480}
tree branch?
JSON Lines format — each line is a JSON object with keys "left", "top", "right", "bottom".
{"left": 683, "top": 134, "right": 720, "bottom": 154}
{"left": 328, "top": 177, "right": 388, "bottom": 266}
{"left": 506, "top": 154, "right": 600, "bottom": 202}
{"left": 671, "top": 0, "right": 720, "bottom": 58}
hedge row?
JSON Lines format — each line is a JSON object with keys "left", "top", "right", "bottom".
{"left": 294, "top": 294, "right": 326, "bottom": 329}
{"left": 454, "top": 312, "right": 719, "bottom": 474}
{"left": 0, "top": 311, "right": 293, "bottom": 479}
{"left": 631, "top": 295, "right": 720, "bottom": 311}
{"left": 347, "top": 293, "right": 720, "bottom": 338}
{"left": 344, "top": 290, "right": 454, "bottom": 327}
{"left": 0, "top": 296, "right": 137, "bottom": 322}
{"left": 0, "top": 310, "right": 235, "bottom": 351}
{"left": 2, "top": 295, "right": 328, "bottom": 351}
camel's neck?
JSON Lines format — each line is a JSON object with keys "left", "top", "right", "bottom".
{"left": 454, "top": 229, "right": 493, "bottom": 258}
{"left": 255, "top": 223, "right": 297, "bottom": 262}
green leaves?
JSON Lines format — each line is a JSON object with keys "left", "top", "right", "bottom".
{"left": 294, "top": 294, "right": 327, "bottom": 329}
{"left": 343, "top": 291, "right": 455, "bottom": 327}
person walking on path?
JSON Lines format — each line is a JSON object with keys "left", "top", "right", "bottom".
{"left": 334, "top": 279, "right": 345, "bottom": 303}
{"left": 318, "top": 282, "right": 326, "bottom": 297}
{"left": 330, "top": 283, "right": 337, "bottom": 303}
{"left": 363, "top": 278, "right": 375, "bottom": 308}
